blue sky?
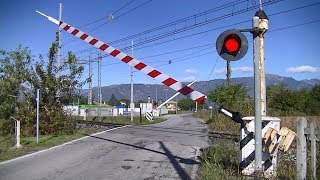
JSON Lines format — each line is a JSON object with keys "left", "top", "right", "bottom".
{"left": 1, "top": 0, "right": 320, "bottom": 89}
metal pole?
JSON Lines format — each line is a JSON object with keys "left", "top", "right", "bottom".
{"left": 36, "top": 89, "right": 40, "bottom": 144}
{"left": 164, "top": 89, "right": 168, "bottom": 100}
{"left": 57, "top": 3, "right": 62, "bottom": 79}
{"left": 88, "top": 50, "right": 92, "bottom": 105}
{"left": 98, "top": 51, "right": 102, "bottom": 119}
{"left": 253, "top": 16, "right": 262, "bottom": 178}
{"left": 130, "top": 41, "right": 134, "bottom": 121}
{"left": 155, "top": 84, "right": 158, "bottom": 104}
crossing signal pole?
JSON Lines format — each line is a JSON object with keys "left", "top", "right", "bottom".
{"left": 215, "top": 7, "right": 270, "bottom": 178}
{"left": 252, "top": 9, "right": 268, "bottom": 178}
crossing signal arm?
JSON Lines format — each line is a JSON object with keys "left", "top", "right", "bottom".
{"left": 36, "top": 10, "right": 244, "bottom": 124}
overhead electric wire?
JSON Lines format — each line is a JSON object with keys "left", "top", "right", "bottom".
{"left": 62, "top": 0, "right": 153, "bottom": 46}
{"left": 82, "top": 17, "right": 320, "bottom": 75}
{"left": 71, "top": 1, "right": 319, "bottom": 63}
{"left": 270, "top": 19, "right": 320, "bottom": 32}
{"left": 112, "top": 0, "right": 137, "bottom": 16}
{"left": 108, "top": 0, "right": 282, "bottom": 47}
{"left": 91, "top": 0, "right": 319, "bottom": 61}
{"left": 72, "top": 0, "right": 283, "bottom": 59}
{"left": 107, "top": 0, "right": 249, "bottom": 45}
{"left": 63, "top": 0, "right": 255, "bottom": 54}
{"left": 139, "top": 43, "right": 212, "bottom": 60}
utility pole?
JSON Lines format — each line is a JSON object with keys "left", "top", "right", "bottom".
{"left": 252, "top": 1, "right": 268, "bottom": 177}
{"left": 88, "top": 51, "right": 92, "bottom": 105}
{"left": 226, "top": 60, "right": 231, "bottom": 86}
{"left": 164, "top": 89, "right": 168, "bottom": 100}
{"left": 36, "top": 89, "right": 40, "bottom": 144}
{"left": 57, "top": 3, "right": 62, "bottom": 79}
{"left": 130, "top": 41, "right": 134, "bottom": 121}
{"left": 56, "top": 3, "right": 62, "bottom": 101}
{"left": 98, "top": 51, "right": 102, "bottom": 119}
{"left": 155, "top": 84, "right": 158, "bottom": 104}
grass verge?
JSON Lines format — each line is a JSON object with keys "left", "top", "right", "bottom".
{"left": 0, "top": 116, "right": 168, "bottom": 162}
{"left": 0, "top": 128, "right": 100, "bottom": 162}
{"left": 195, "top": 110, "right": 320, "bottom": 179}
{"left": 198, "top": 145, "right": 245, "bottom": 180}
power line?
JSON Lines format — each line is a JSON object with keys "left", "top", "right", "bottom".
{"left": 62, "top": 0, "right": 153, "bottom": 47}
{"left": 70, "top": 1, "right": 320, "bottom": 68}
{"left": 107, "top": 0, "right": 249, "bottom": 45}
{"left": 62, "top": 0, "right": 255, "bottom": 54}
{"left": 87, "top": 18, "right": 320, "bottom": 71}
{"left": 73, "top": 0, "right": 283, "bottom": 59}
{"left": 112, "top": 0, "right": 137, "bottom": 16}
{"left": 93, "top": 0, "right": 319, "bottom": 60}
{"left": 270, "top": 19, "right": 320, "bottom": 32}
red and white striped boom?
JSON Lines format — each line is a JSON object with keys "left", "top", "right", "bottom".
{"left": 36, "top": 10, "right": 237, "bottom": 120}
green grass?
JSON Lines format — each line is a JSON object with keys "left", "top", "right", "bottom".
{"left": 0, "top": 128, "right": 97, "bottom": 162}
{"left": 195, "top": 110, "right": 320, "bottom": 179}
{"left": 198, "top": 145, "right": 306, "bottom": 180}
{"left": 198, "top": 145, "right": 246, "bottom": 180}
{"left": 194, "top": 110, "right": 240, "bottom": 135}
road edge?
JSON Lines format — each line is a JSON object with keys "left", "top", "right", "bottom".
{"left": 0, "top": 125, "right": 130, "bottom": 166}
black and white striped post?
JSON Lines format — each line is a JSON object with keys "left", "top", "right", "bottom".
{"left": 146, "top": 111, "right": 153, "bottom": 121}
{"left": 240, "top": 116, "right": 280, "bottom": 178}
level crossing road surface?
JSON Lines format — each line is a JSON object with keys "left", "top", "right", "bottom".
{"left": 0, "top": 114, "right": 209, "bottom": 180}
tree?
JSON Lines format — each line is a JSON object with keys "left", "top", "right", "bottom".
{"left": 28, "top": 33, "right": 87, "bottom": 135}
{"left": 305, "top": 85, "right": 320, "bottom": 115}
{"left": 267, "top": 85, "right": 309, "bottom": 116}
{"left": 0, "top": 46, "right": 34, "bottom": 135}
{"left": 178, "top": 98, "right": 195, "bottom": 111}
{"left": 108, "top": 94, "right": 120, "bottom": 106}
{"left": 208, "top": 84, "right": 250, "bottom": 113}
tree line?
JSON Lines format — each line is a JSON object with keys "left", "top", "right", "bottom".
{"left": 178, "top": 83, "right": 320, "bottom": 117}
{"left": 1, "top": 34, "right": 319, "bottom": 137}
{"left": 0, "top": 33, "right": 87, "bottom": 136}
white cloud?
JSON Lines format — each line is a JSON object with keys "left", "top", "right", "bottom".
{"left": 286, "top": 66, "right": 320, "bottom": 73}
{"left": 214, "top": 66, "right": 253, "bottom": 75}
{"left": 185, "top": 68, "right": 197, "bottom": 74}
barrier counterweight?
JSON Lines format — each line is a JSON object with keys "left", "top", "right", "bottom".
{"left": 240, "top": 116, "right": 281, "bottom": 178}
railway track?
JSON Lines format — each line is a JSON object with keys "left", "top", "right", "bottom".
{"left": 208, "top": 131, "right": 239, "bottom": 140}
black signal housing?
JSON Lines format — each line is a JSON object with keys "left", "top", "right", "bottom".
{"left": 216, "top": 29, "right": 248, "bottom": 61}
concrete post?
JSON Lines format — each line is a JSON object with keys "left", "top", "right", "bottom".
{"left": 253, "top": 15, "right": 263, "bottom": 177}
{"left": 296, "top": 117, "right": 307, "bottom": 180}
{"left": 15, "top": 119, "right": 21, "bottom": 148}
{"left": 310, "top": 122, "right": 317, "bottom": 179}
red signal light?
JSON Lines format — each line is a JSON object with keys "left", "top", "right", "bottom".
{"left": 216, "top": 29, "right": 248, "bottom": 61}
{"left": 224, "top": 36, "right": 240, "bottom": 53}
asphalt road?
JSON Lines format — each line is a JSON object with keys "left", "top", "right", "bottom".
{"left": 0, "top": 114, "right": 209, "bottom": 180}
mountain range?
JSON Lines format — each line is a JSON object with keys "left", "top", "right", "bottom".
{"left": 81, "top": 74, "right": 320, "bottom": 102}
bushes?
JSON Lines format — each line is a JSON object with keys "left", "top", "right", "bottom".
{"left": 267, "top": 85, "right": 320, "bottom": 116}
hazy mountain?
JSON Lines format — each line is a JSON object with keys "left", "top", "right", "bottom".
{"left": 81, "top": 74, "right": 320, "bottom": 102}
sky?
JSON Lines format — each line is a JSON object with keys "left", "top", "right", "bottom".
{"left": 1, "top": 0, "right": 320, "bottom": 90}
